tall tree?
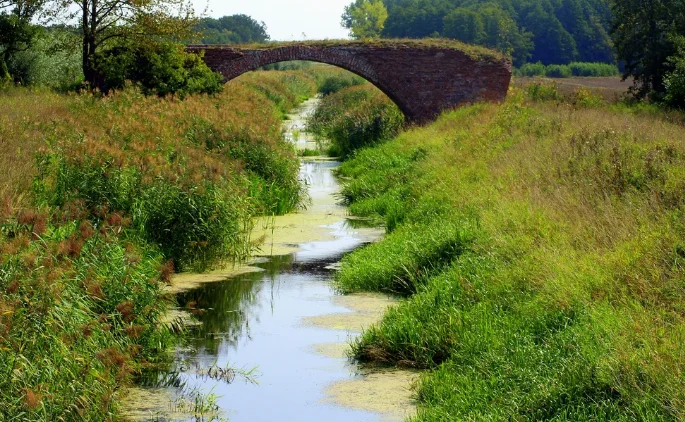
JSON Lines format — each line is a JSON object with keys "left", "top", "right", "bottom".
{"left": 443, "top": 8, "right": 485, "bottom": 44}
{"left": 49, "top": 0, "right": 196, "bottom": 87}
{"left": 196, "top": 15, "right": 270, "bottom": 44}
{"left": 0, "top": 0, "right": 44, "bottom": 81}
{"left": 610, "top": 0, "right": 685, "bottom": 98}
{"left": 342, "top": 0, "right": 389, "bottom": 39}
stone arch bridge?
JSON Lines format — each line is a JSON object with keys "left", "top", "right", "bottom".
{"left": 187, "top": 40, "right": 512, "bottom": 124}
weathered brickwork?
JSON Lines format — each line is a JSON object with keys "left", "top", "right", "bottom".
{"left": 187, "top": 43, "right": 512, "bottom": 123}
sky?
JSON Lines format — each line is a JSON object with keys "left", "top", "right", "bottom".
{"left": 193, "top": 0, "right": 352, "bottom": 41}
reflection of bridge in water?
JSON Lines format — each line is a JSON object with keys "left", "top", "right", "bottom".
{"left": 187, "top": 40, "right": 512, "bottom": 123}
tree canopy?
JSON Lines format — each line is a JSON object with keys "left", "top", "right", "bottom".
{"left": 610, "top": 0, "right": 685, "bottom": 100}
{"left": 347, "top": 0, "right": 615, "bottom": 66}
{"left": 342, "top": 0, "right": 389, "bottom": 39}
{"left": 195, "top": 14, "right": 270, "bottom": 44}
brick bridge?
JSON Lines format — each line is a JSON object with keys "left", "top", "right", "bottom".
{"left": 187, "top": 40, "right": 512, "bottom": 123}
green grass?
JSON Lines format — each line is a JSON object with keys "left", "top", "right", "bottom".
{"left": 308, "top": 84, "right": 404, "bottom": 159}
{"left": 0, "top": 69, "right": 320, "bottom": 419}
{"left": 331, "top": 85, "right": 685, "bottom": 419}
{"left": 190, "top": 38, "right": 507, "bottom": 63}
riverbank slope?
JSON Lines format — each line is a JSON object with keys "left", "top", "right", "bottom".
{"left": 334, "top": 84, "right": 685, "bottom": 420}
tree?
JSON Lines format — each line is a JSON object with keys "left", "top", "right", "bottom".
{"left": 610, "top": 0, "right": 685, "bottom": 99}
{"left": 443, "top": 8, "right": 485, "bottom": 44}
{"left": 0, "top": 0, "right": 44, "bottom": 81}
{"left": 48, "top": 0, "right": 197, "bottom": 88}
{"left": 342, "top": 0, "right": 388, "bottom": 39}
{"left": 664, "top": 35, "right": 685, "bottom": 107}
{"left": 196, "top": 15, "right": 270, "bottom": 44}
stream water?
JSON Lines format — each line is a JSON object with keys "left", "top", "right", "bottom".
{"left": 123, "top": 98, "right": 416, "bottom": 422}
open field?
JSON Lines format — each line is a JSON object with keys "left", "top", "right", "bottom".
{"left": 514, "top": 76, "right": 632, "bottom": 101}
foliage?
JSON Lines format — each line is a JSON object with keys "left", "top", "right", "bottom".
{"left": 0, "top": 208, "right": 174, "bottom": 420}
{"left": 41, "top": 0, "right": 197, "bottom": 88}
{"left": 5, "top": 26, "right": 82, "bottom": 88}
{"left": 516, "top": 61, "right": 619, "bottom": 78}
{"left": 0, "top": 0, "right": 43, "bottom": 81}
{"left": 342, "top": 0, "right": 389, "bottom": 39}
{"left": 0, "top": 69, "right": 318, "bottom": 418}
{"left": 195, "top": 14, "right": 270, "bottom": 45}
{"left": 664, "top": 36, "right": 685, "bottom": 109}
{"left": 96, "top": 41, "right": 223, "bottom": 97}
{"left": 261, "top": 60, "right": 312, "bottom": 71}
{"left": 610, "top": 0, "right": 685, "bottom": 99}
{"left": 307, "top": 84, "right": 404, "bottom": 158}
{"left": 335, "top": 89, "right": 685, "bottom": 419}
{"left": 316, "top": 72, "right": 365, "bottom": 95}
{"left": 376, "top": 0, "right": 615, "bottom": 66}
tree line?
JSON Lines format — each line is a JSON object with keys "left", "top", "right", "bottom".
{"left": 0, "top": 1, "right": 270, "bottom": 94}
{"left": 343, "top": 0, "right": 685, "bottom": 107}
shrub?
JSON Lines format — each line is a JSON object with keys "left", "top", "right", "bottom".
{"left": 517, "top": 61, "right": 546, "bottom": 77}
{"left": 96, "top": 42, "right": 223, "bottom": 98}
{"left": 515, "top": 62, "right": 619, "bottom": 78}
{"left": 317, "top": 74, "right": 366, "bottom": 95}
{"left": 307, "top": 85, "right": 404, "bottom": 158}
{"left": 545, "top": 64, "right": 572, "bottom": 78}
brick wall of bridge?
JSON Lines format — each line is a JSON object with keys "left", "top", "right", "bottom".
{"left": 187, "top": 43, "right": 512, "bottom": 123}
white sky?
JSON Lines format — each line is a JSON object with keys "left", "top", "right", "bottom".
{"left": 193, "top": 0, "right": 352, "bottom": 41}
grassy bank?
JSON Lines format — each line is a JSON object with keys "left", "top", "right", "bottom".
{"left": 332, "top": 84, "right": 685, "bottom": 419}
{"left": 308, "top": 84, "right": 404, "bottom": 158}
{"left": 0, "top": 68, "right": 336, "bottom": 419}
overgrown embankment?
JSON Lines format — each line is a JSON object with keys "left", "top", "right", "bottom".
{"left": 0, "top": 68, "right": 352, "bottom": 419}
{"left": 330, "top": 83, "right": 685, "bottom": 419}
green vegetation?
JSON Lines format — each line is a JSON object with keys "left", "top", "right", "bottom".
{"left": 330, "top": 83, "right": 685, "bottom": 419}
{"left": 611, "top": 0, "right": 685, "bottom": 105}
{"left": 0, "top": 70, "right": 318, "bottom": 419}
{"left": 342, "top": 0, "right": 389, "bottom": 39}
{"left": 307, "top": 84, "right": 404, "bottom": 158}
{"left": 515, "top": 61, "right": 619, "bottom": 78}
{"left": 195, "top": 14, "right": 270, "bottom": 45}
{"left": 344, "top": 0, "right": 614, "bottom": 66}
{"left": 96, "top": 41, "right": 223, "bottom": 97}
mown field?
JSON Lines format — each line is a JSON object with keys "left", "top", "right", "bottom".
{"left": 319, "top": 81, "right": 685, "bottom": 420}
{"left": 0, "top": 66, "right": 358, "bottom": 420}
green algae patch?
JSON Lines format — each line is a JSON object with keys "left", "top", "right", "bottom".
{"left": 252, "top": 212, "right": 344, "bottom": 256}
{"left": 303, "top": 293, "right": 397, "bottom": 332}
{"left": 324, "top": 369, "right": 419, "bottom": 421}
{"left": 166, "top": 263, "right": 264, "bottom": 294}
{"left": 313, "top": 342, "right": 352, "bottom": 359}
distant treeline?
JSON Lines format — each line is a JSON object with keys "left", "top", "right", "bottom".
{"left": 195, "top": 15, "right": 270, "bottom": 45}
{"left": 379, "top": 0, "right": 614, "bottom": 66}
{"left": 515, "top": 61, "right": 619, "bottom": 78}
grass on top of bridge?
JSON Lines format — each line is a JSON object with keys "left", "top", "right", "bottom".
{"left": 187, "top": 38, "right": 507, "bottom": 63}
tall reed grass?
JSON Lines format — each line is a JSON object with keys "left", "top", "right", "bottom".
{"left": 0, "top": 69, "right": 321, "bottom": 419}
{"left": 334, "top": 84, "right": 685, "bottom": 419}
{"left": 308, "top": 85, "right": 404, "bottom": 158}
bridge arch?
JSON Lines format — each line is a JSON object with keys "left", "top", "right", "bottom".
{"left": 187, "top": 41, "right": 512, "bottom": 123}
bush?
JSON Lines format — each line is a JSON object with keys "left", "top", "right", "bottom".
{"left": 6, "top": 28, "right": 82, "bottom": 89}
{"left": 515, "top": 62, "right": 619, "bottom": 78}
{"left": 664, "top": 37, "right": 685, "bottom": 109}
{"left": 517, "top": 61, "right": 546, "bottom": 77}
{"left": 568, "top": 62, "right": 619, "bottom": 77}
{"left": 307, "top": 85, "right": 404, "bottom": 158}
{"left": 96, "top": 42, "right": 223, "bottom": 98}
{"left": 525, "top": 81, "right": 562, "bottom": 101}
{"left": 260, "top": 60, "right": 312, "bottom": 71}
{"left": 317, "top": 74, "right": 366, "bottom": 95}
